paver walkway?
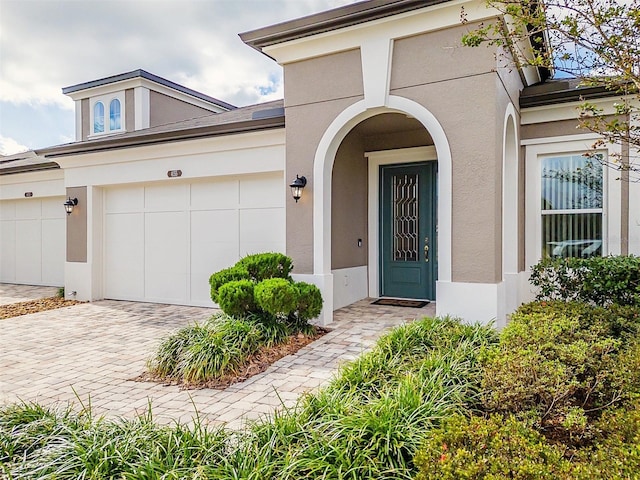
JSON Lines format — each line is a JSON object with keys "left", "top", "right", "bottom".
{"left": 0, "top": 285, "right": 435, "bottom": 429}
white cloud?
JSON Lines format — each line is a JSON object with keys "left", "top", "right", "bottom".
{"left": 0, "top": 0, "right": 360, "bottom": 108}
{"left": 0, "top": 136, "right": 29, "bottom": 156}
{"left": 0, "top": 0, "right": 360, "bottom": 150}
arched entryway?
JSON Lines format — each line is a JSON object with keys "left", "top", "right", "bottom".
{"left": 311, "top": 96, "right": 452, "bottom": 324}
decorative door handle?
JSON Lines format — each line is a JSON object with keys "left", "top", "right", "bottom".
{"left": 424, "top": 237, "right": 429, "bottom": 262}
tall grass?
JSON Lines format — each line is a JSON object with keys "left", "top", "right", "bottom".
{"left": 208, "top": 317, "right": 497, "bottom": 479}
{"left": 147, "top": 313, "right": 291, "bottom": 383}
{"left": 1, "top": 402, "right": 228, "bottom": 479}
{"left": 2, "top": 316, "right": 496, "bottom": 479}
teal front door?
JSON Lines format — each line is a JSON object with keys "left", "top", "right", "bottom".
{"left": 380, "top": 162, "right": 437, "bottom": 300}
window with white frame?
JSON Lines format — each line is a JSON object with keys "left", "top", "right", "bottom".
{"left": 541, "top": 153, "right": 603, "bottom": 258}
{"left": 90, "top": 93, "right": 125, "bottom": 135}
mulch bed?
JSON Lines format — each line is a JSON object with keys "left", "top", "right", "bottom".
{"left": 0, "top": 296, "right": 83, "bottom": 320}
{"left": 136, "top": 327, "right": 329, "bottom": 390}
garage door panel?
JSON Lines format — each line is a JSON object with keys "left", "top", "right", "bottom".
{"left": 15, "top": 200, "right": 41, "bottom": 219}
{"left": 240, "top": 208, "right": 285, "bottom": 245}
{"left": 41, "top": 218, "right": 65, "bottom": 285}
{"left": 41, "top": 199, "right": 64, "bottom": 219}
{"left": 240, "top": 173, "right": 283, "bottom": 209}
{"left": 104, "top": 175, "right": 284, "bottom": 307}
{"left": 0, "top": 221, "right": 16, "bottom": 282}
{"left": 105, "top": 186, "right": 144, "bottom": 213}
{"left": 0, "top": 197, "right": 65, "bottom": 286}
{"left": 104, "top": 213, "right": 144, "bottom": 299}
{"left": 191, "top": 210, "right": 238, "bottom": 243}
{"left": 15, "top": 220, "right": 42, "bottom": 283}
{"left": 191, "top": 179, "right": 239, "bottom": 210}
{"left": 0, "top": 201, "right": 15, "bottom": 220}
{"left": 145, "top": 184, "right": 188, "bottom": 212}
{"left": 145, "top": 212, "right": 188, "bottom": 303}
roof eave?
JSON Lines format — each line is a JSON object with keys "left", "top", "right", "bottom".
{"left": 520, "top": 86, "right": 623, "bottom": 108}
{"left": 0, "top": 162, "right": 60, "bottom": 176}
{"left": 37, "top": 116, "right": 285, "bottom": 159}
{"left": 240, "top": 0, "right": 449, "bottom": 52}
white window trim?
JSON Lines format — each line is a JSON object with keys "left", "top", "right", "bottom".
{"left": 89, "top": 91, "right": 125, "bottom": 137}
{"left": 525, "top": 138, "right": 622, "bottom": 270}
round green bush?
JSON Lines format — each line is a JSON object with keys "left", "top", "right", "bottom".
{"left": 237, "top": 253, "right": 293, "bottom": 282}
{"left": 217, "top": 280, "right": 256, "bottom": 317}
{"left": 209, "top": 266, "right": 248, "bottom": 303}
{"left": 294, "top": 282, "right": 323, "bottom": 321}
{"left": 254, "top": 278, "right": 297, "bottom": 316}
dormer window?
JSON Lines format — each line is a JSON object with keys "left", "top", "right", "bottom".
{"left": 110, "top": 99, "right": 121, "bottom": 130}
{"left": 90, "top": 92, "right": 125, "bottom": 136}
{"left": 94, "top": 102, "right": 105, "bottom": 133}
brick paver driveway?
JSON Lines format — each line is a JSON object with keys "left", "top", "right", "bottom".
{"left": 0, "top": 285, "right": 435, "bottom": 429}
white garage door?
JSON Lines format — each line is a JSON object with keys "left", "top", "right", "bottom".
{"left": 0, "top": 197, "right": 66, "bottom": 286}
{"left": 104, "top": 172, "right": 285, "bottom": 307}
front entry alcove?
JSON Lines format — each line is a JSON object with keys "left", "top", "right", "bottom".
{"left": 330, "top": 112, "right": 437, "bottom": 309}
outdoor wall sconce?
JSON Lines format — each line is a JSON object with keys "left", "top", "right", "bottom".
{"left": 64, "top": 197, "right": 78, "bottom": 215}
{"left": 290, "top": 175, "right": 307, "bottom": 203}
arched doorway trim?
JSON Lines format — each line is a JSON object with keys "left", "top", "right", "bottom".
{"left": 312, "top": 95, "right": 452, "bottom": 318}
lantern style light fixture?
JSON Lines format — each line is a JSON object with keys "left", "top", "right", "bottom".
{"left": 64, "top": 197, "right": 78, "bottom": 215}
{"left": 289, "top": 175, "right": 307, "bottom": 203}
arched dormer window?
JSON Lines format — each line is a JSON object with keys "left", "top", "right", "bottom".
{"left": 90, "top": 93, "right": 125, "bottom": 136}
{"left": 110, "top": 99, "right": 121, "bottom": 131}
{"left": 94, "top": 102, "right": 105, "bottom": 133}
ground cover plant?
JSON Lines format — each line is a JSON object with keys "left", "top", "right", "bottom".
{"left": 1, "top": 317, "right": 496, "bottom": 479}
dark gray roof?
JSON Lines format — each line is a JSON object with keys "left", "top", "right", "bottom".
{"left": 62, "top": 69, "right": 237, "bottom": 111}
{"left": 0, "top": 151, "right": 59, "bottom": 175}
{"left": 521, "top": 79, "right": 624, "bottom": 108}
{"left": 37, "top": 100, "right": 285, "bottom": 158}
{"left": 240, "top": 0, "right": 450, "bottom": 54}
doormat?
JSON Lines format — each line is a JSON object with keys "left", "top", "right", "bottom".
{"left": 372, "top": 298, "right": 430, "bottom": 308}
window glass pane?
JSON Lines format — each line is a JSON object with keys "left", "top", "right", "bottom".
{"left": 392, "top": 173, "right": 419, "bottom": 261}
{"left": 542, "top": 155, "right": 602, "bottom": 210}
{"left": 94, "top": 102, "right": 104, "bottom": 133}
{"left": 110, "top": 99, "right": 121, "bottom": 130}
{"left": 542, "top": 212, "right": 602, "bottom": 258}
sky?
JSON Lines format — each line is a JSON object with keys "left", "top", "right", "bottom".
{"left": 0, "top": 0, "right": 361, "bottom": 155}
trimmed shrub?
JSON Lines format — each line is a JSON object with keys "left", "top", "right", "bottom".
{"left": 530, "top": 255, "right": 640, "bottom": 306}
{"left": 293, "top": 282, "right": 323, "bottom": 322}
{"left": 209, "top": 253, "right": 323, "bottom": 323}
{"left": 254, "top": 278, "right": 297, "bottom": 316}
{"left": 414, "top": 414, "right": 572, "bottom": 479}
{"left": 209, "top": 265, "right": 248, "bottom": 303}
{"left": 216, "top": 280, "right": 256, "bottom": 318}
{"left": 415, "top": 405, "right": 640, "bottom": 480}
{"left": 237, "top": 252, "right": 292, "bottom": 282}
{"left": 481, "top": 301, "right": 640, "bottom": 442}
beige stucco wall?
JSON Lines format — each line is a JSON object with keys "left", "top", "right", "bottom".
{"left": 284, "top": 49, "right": 365, "bottom": 274}
{"left": 284, "top": 23, "right": 520, "bottom": 284}
{"left": 331, "top": 134, "right": 367, "bottom": 269}
{"left": 149, "top": 91, "right": 213, "bottom": 127}
{"left": 66, "top": 186, "right": 87, "bottom": 263}
{"left": 125, "top": 88, "right": 135, "bottom": 132}
{"left": 81, "top": 99, "right": 89, "bottom": 141}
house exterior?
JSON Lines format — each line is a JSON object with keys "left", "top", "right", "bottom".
{"left": 1, "top": 0, "right": 638, "bottom": 327}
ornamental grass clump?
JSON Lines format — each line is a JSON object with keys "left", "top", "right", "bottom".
{"left": 147, "top": 314, "right": 282, "bottom": 383}
{"left": 206, "top": 317, "right": 497, "bottom": 480}
{"left": 1, "top": 401, "right": 229, "bottom": 479}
